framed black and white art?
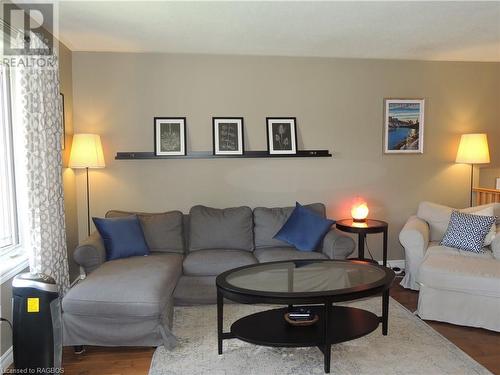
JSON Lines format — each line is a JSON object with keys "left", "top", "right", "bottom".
{"left": 154, "top": 117, "right": 186, "bottom": 156}
{"left": 212, "top": 117, "right": 244, "bottom": 155}
{"left": 266, "top": 117, "right": 297, "bottom": 155}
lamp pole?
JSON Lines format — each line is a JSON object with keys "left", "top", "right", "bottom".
{"left": 86, "top": 167, "right": 91, "bottom": 236}
{"left": 469, "top": 164, "right": 474, "bottom": 207}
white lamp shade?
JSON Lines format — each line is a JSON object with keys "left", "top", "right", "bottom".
{"left": 455, "top": 133, "right": 490, "bottom": 164}
{"left": 69, "top": 134, "right": 105, "bottom": 168}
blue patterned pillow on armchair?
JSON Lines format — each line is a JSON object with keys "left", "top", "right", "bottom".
{"left": 440, "top": 210, "right": 497, "bottom": 253}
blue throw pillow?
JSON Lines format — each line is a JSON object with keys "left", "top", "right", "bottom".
{"left": 440, "top": 210, "right": 497, "bottom": 253}
{"left": 93, "top": 215, "right": 150, "bottom": 261}
{"left": 274, "top": 202, "right": 335, "bottom": 251}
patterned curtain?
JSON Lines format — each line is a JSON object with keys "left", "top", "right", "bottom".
{"left": 15, "top": 37, "right": 70, "bottom": 294}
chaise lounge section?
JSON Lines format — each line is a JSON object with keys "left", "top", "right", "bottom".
{"left": 62, "top": 203, "right": 355, "bottom": 349}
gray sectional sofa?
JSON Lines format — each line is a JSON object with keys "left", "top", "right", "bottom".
{"left": 62, "top": 203, "right": 355, "bottom": 349}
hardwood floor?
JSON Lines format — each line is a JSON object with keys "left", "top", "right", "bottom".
{"left": 389, "top": 282, "right": 500, "bottom": 375}
{"left": 62, "top": 346, "right": 155, "bottom": 375}
{"left": 10, "top": 279, "right": 500, "bottom": 375}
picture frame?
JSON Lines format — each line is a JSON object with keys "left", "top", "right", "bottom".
{"left": 212, "top": 117, "right": 244, "bottom": 155}
{"left": 496, "top": 178, "right": 500, "bottom": 190}
{"left": 59, "top": 93, "right": 65, "bottom": 150}
{"left": 383, "top": 99, "right": 425, "bottom": 154}
{"left": 266, "top": 117, "right": 297, "bottom": 155}
{"left": 154, "top": 117, "right": 186, "bottom": 156}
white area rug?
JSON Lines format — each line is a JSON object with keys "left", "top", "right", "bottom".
{"left": 149, "top": 298, "right": 491, "bottom": 375}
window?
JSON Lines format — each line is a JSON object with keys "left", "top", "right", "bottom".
{"left": 0, "top": 65, "right": 19, "bottom": 256}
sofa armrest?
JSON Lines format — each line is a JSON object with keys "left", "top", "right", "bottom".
{"left": 399, "top": 216, "right": 430, "bottom": 290}
{"left": 399, "top": 216, "right": 429, "bottom": 258}
{"left": 491, "top": 233, "right": 500, "bottom": 260}
{"left": 73, "top": 232, "right": 106, "bottom": 274}
{"left": 321, "top": 228, "right": 355, "bottom": 260}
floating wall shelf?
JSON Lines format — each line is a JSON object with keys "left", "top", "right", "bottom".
{"left": 115, "top": 150, "right": 332, "bottom": 160}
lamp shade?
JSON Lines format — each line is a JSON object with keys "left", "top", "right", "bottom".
{"left": 455, "top": 133, "right": 490, "bottom": 164}
{"left": 69, "top": 134, "right": 105, "bottom": 169}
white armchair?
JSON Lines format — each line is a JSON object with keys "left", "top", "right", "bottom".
{"left": 399, "top": 201, "right": 500, "bottom": 331}
{"left": 399, "top": 201, "right": 500, "bottom": 290}
{"left": 399, "top": 215, "right": 430, "bottom": 290}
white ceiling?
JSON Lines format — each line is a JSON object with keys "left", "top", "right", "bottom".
{"left": 57, "top": 1, "right": 500, "bottom": 62}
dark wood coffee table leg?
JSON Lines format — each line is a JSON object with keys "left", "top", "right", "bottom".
{"left": 382, "top": 227, "right": 388, "bottom": 267}
{"left": 324, "top": 302, "right": 332, "bottom": 373}
{"left": 382, "top": 289, "right": 389, "bottom": 335}
{"left": 358, "top": 233, "right": 365, "bottom": 260}
{"left": 217, "top": 289, "right": 223, "bottom": 354}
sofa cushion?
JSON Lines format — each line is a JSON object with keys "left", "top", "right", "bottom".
{"left": 440, "top": 210, "right": 496, "bottom": 253}
{"left": 418, "top": 247, "right": 499, "bottom": 297}
{"left": 427, "top": 242, "right": 493, "bottom": 258}
{"left": 183, "top": 249, "right": 258, "bottom": 276}
{"left": 189, "top": 205, "right": 253, "bottom": 251}
{"left": 62, "top": 253, "right": 183, "bottom": 317}
{"left": 417, "top": 201, "right": 499, "bottom": 242}
{"left": 173, "top": 276, "right": 218, "bottom": 305}
{"left": 106, "top": 210, "right": 184, "bottom": 253}
{"left": 492, "top": 225, "right": 500, "bottom": 259}
{"left": 254, "top": 247, "right": 328, "bottom": 263}
{"left": 93, "top": 216, "right": 149, "bottom": 261}
{"left": 274, "top": 202, "right": 335, "bottom": 251}
{"left": 254, "top": 203, "right": 326, "bottom": 249}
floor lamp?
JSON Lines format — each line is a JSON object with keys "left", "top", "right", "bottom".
{"left": 69, "top": 134, "right": 105, "bottom": 236}
{"left": 455, "top": 133, "right": 490, "bottom": 207}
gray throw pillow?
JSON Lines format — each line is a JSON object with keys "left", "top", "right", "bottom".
{"left": 106, "top": 210, "right": 184, "bottom": 253}
{"left": 189, "top": 205, "right": 254, "bottom": 251}
{"left": 253, "top": 203, "right": 326, "bottom": 249}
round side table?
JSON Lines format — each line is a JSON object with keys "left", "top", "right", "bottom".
{"left": 336, "top": 219, "right": 388, "bottom": 267}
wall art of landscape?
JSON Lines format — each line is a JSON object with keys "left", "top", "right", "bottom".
{"left": 386, "top": 103, "right": 422, "bottom": 152}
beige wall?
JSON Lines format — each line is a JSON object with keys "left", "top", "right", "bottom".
{"left": 59, "top": 43, "right": 80, "bottom": 282}
{"left": 71, "top": 52, "right": 500, "bottom": 260}
{"left": 479, "top": 167, "right": 500, "bottom": 189}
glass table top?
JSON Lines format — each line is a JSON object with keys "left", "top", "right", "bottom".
{"left": 223, "top": 260, "right": 388, "bottom": 295}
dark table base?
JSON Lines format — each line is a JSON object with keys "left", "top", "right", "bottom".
{"left": 218, "top": 298, "right": 389, "bottom": 373}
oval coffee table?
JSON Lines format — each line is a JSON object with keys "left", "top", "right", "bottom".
{"left": 216, "top": 259, "right": 395, "bottom": 374}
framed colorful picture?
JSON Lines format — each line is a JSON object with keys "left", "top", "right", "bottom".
{"left": 212, "top": 117, "right": 244, "bottom": 155}
{"left": 154, "top": 117, "right": 186, "bottom": 156}
{"left": 384, "top": 99, "right": 425, "bottom": 154}
{"left": 266, "top": 117, "right": 297, "bottom": 155}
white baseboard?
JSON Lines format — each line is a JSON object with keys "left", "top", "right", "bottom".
{"left": 1, "top": 346, "right": 13, "bottom": 372}
{"left": 378, "top": 259, "right": 405, "bottom": 270}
